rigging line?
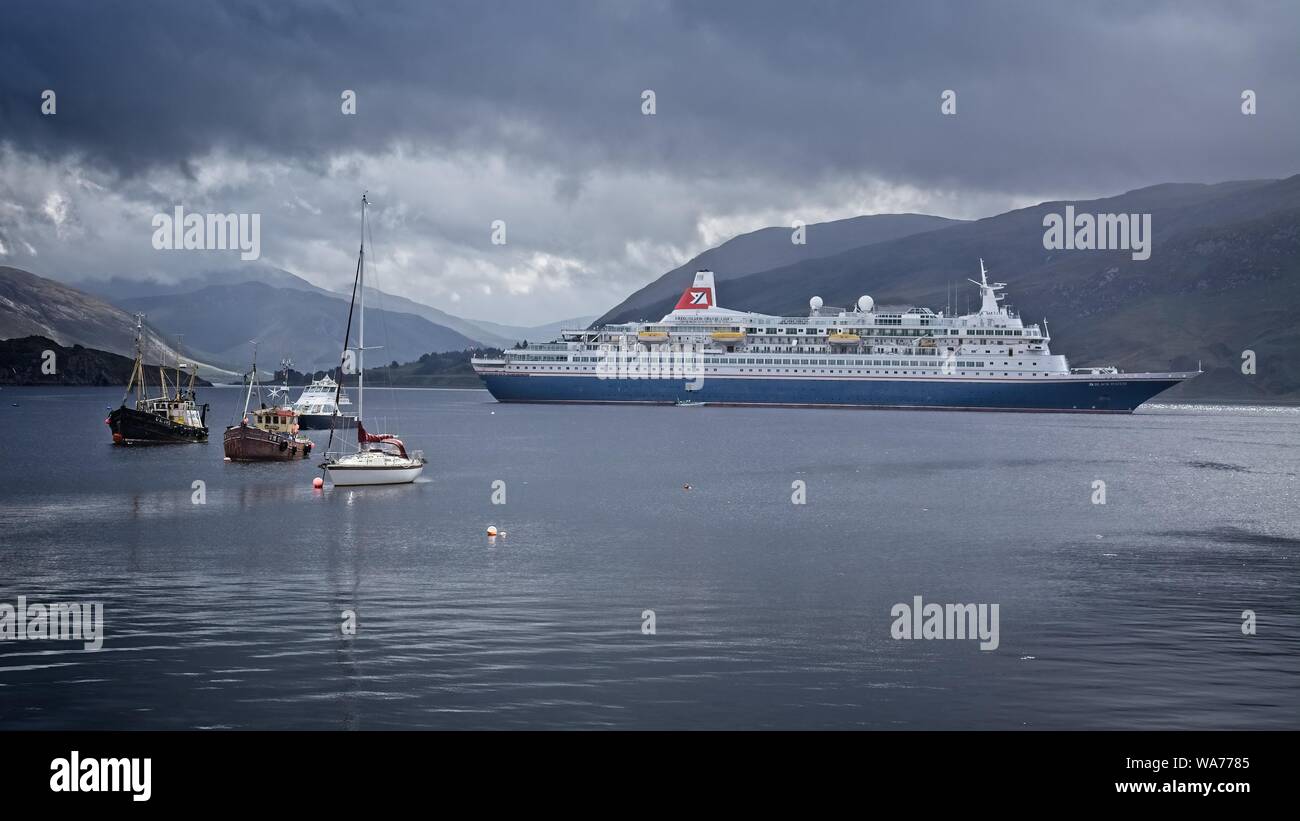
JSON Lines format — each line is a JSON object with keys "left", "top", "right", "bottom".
{"left": 363, "top": 201, "right": 403, "bottom": 432}
{"left": 321, "top": 197, "right": 366, "bottom": 473}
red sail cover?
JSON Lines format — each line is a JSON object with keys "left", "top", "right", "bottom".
{"left": 357, "top": 421, "right": 408, "bottom": 458}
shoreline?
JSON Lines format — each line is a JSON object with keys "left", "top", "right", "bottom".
{"left": 4, "top": 383, "right": 1298, "bottom": 408}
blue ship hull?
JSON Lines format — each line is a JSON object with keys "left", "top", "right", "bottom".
{"left": 479, "top": 373, "right": 1188, "bottom": 413}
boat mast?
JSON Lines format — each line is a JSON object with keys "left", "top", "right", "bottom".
{"left": 242, "top": 340, "right": 258, "bottom": 418}
{"left": 158, "top": 345, "right": 169, "bottom": 401}
{"left": 174, "top": 335, "right": 185, "bottom": 400}
{"left": 358, "top": 193, "right": 366, "bottom": 424}
{"left": 123, "top": 313, "right": 145, "bottom": 406}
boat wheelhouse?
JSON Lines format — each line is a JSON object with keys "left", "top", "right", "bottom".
{"left": 291, "top": 376, "right": 357, "bottom": 429}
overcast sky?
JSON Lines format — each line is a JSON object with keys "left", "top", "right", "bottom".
{"left": 1, "top": 0, "right": 1297, "bottom": 324}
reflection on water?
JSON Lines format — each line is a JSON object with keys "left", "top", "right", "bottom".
{"left": 0, "top": 386, "right": 1297, "bottom": 729}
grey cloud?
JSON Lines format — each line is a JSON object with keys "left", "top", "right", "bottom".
{"left": 2, "top": 1, "right": 1297, "bottom": 192}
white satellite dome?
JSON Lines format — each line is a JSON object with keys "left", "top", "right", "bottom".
{"left": 858, "top": 295, "right": 874, "bottom": 312}
{"left": 809, "top": 295, "right": 824, "bottom": 310}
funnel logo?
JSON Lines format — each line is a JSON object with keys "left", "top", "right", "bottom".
{"left": 676, "top": 288, "right": 712, "bottom": 309}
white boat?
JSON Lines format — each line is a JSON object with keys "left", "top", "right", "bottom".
{"left": 323, "top": 444, "right": 425, "bottom": 485}
{"left": 322, "top": 193, "right": 426, "bottom": 486}
{"left": 290, "top": 376, "right": 356, "bottom": 429}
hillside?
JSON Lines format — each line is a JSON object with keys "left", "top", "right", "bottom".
{"left": 0, "top": 266, "right": 232, "bottom": 377}
{"left": 360, "top": 348, "right": 499, "bottom": 388}
{"left": 594, "top": 213, "right": 960, "bottom": 325}
{"left": 0, "top": 335, "right": 212, "bottom": 386}
{"left": 464, "top": 315, "right": 598, "bottom": 345}
{"left": 75, "top": 264, "right": 518, "bottom": 348}
{"left": 117, "top": 281, "right": 485, "bottom": 371}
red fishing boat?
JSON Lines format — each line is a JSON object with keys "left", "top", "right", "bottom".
{"left": 223, "top": 344, "right": 314, "bottom": 461}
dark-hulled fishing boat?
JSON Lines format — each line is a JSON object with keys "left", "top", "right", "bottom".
{"left": 107, "top": 315, "right": 209, "bottom": 445}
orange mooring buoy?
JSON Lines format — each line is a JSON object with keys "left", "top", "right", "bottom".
{"left": 312, "top": 477, "right": 324, "bottom": 489}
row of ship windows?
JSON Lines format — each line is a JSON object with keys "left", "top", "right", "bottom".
{"left": 517, "top": 364, "right": 1061, "bottom": 377}
{"left": 525, "top": 344, "right": 1033, "bottom": 364}
{"left": 708, "top": 327, "right": 1028, "bottom": 336}
{"left": 540, "top": 357, "right": 1048, "bottom": 367}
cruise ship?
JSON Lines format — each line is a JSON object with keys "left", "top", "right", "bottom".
{"left": 471, "top": 262, "right": 1197, "bottom": 413}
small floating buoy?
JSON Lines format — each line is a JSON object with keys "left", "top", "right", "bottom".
{"left": 486, "top": 525, "right": 498, "bottom": 536}
{"left": 223, "top": 456, "right": 232, "bottom": 462}
{"left": 683, "top": 483, "right": 692, "bottom": 491}
{"left": 312, "top": 477, "right": 324, "bottom": 489}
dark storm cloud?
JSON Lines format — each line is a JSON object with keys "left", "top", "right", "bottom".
{"left": 2, "top": 0, "right": 1297, "bottom": 193}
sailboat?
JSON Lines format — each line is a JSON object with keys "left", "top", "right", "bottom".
{"left": 321, "top": 193, "right": 425, "bottom": 486}
{"left": 223, "top": 342, "right": 314, "bottom": 461}
{"left": 107, "top": 315, "right": 209, "bottom": 444}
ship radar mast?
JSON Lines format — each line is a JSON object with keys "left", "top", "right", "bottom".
{"left": 968, "top": 258, "right": 1007, "bottom": 316}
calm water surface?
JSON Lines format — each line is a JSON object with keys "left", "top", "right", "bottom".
{"left": 0, "top": 386, "right": 1297, "bottom": 729}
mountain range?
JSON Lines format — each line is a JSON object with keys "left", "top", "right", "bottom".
{"left": 75, "top": 264, "right": 594, "bottom": 352}
{"left": 114, "top": 281, "right": 485, "bottom": 372}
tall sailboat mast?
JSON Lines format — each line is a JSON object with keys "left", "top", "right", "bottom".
{"left": 358, "top": 193, "right": 366, "bottom": 424}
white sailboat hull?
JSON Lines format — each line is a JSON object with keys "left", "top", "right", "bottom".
{"left": 325, "top": 464, "right": 424, "bottom": 486}
{"left": 323, "top": 450, "right": 426, "bottom": 486}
